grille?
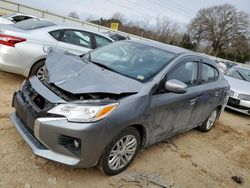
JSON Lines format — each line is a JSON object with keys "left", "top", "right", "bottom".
{"left": 22, "top": 80, "right": 54, "bottom": 111}
{"left": 227, "top": 103, "right": 250, "bottom": 110}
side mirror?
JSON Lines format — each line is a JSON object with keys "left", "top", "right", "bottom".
{"left": 164, "top": 79, "right": 187, "bottom": 94}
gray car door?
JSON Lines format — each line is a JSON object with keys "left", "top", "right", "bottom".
{"left": 145, "top": 57, "right": 201, "bottom": 144}
{"left": 195, "top": 60, "right": 221, "bottom": 123}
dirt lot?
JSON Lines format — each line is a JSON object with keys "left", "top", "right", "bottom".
{"left": 0, "top": 71, "right": 249, "bottom": 188}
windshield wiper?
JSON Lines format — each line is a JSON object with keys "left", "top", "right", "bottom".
{"left": 91, "top": 61, "right": 119, "bottom": 74}
{"left": 236, "top": 70, "right": 247, "bottom": 81}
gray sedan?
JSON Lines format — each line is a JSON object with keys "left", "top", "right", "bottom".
{"left": 0, "top": 19, "right": 113, "bottom": 79}
{"left": 11, "top": 40, "right": 229, "bottom": 175}
{"left": 224, "top": 66, "right": 250, "bottom": 115}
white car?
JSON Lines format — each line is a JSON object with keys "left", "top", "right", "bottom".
{"left": 224, "top": 66, "right": 250, "bottom": 116}
{"left": 0, "top": 13, "right": 38, "bottom": 24}
{"left": 0, "top": 19, "right": 114, "bottom": 80}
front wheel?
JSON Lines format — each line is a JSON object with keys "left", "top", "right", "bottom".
{"left": 198, "top": 109, "right": 218, "bottom": 132}
{"left": 99, "top": 127, "right": 141, "bottom": 176}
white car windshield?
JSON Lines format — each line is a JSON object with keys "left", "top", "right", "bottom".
{"left": 225, "top": 67, "right": 250, "bottom": 82}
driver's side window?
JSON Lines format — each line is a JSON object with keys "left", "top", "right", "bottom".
{"left": 168, "top": 61, "right": 198, "bottom": 87}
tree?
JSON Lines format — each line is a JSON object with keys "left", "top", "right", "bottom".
{"left": 179, "top": 33, "right": 195, "bottom": 50}
{"left": 112, "top": 12, "right": 126, "bottom": 23}
{"left": 219, "top": 35, "right": 250, "bottom": 62}
{"left": 87, "top": 13, "right": 181, "bottom": 46}
{"left": 189, "top": 4, "right": 249, "bottom": 56}
{"left": 153, "top": 16, "right": 180, "bottom": 44}
{"left": 68, "top": 11, "right": 80, "bottom": 20}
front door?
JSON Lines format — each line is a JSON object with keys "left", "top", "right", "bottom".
{"left": 145, "top": 58, "right": 201, "bottom": 144}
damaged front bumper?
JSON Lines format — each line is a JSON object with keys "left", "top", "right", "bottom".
{"left": 10, "top": 113, "right": 80, "bottom": 166}
{"left": 10, "top": 78, "right": 114, "bottom": 168}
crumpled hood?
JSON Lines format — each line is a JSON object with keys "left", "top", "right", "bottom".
{"left": 224, "top": 75, "right": 250, "bottom": 94}
{"left": 45, "top": 49, "right": 143, "bottom": 95}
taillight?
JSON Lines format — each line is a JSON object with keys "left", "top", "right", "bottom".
{"left": 0, "top": 34, "right": 26, "bottom": 47}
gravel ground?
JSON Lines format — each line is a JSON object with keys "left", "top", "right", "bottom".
{"left": 0, "top": 71, "right": 249, "bottom": 188}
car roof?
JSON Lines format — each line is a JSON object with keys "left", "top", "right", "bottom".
{"left": 128, "top": 39, "right": 190, "bottom": 54}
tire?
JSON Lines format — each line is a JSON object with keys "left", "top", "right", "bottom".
{"left": 29, "top": 60, "right": 45, "bottom": 81}
{"left": 99, "top": 127, "right": 141, "bottom": 176}
{"left": 198, "top": 109, "right": 218, "bottom": 132}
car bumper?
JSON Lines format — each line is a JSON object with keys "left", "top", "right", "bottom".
{"left": 11, "top": 113, "right": 80, "bottom": 166}
{"left": 11, "top": 91, "right": 113, "bottom": 168}
{"left": 226, "top": 97, "right": 250, "bottom": 115}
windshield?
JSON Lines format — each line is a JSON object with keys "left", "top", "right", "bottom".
{"left": 14, "top": 19, "right": 55, "bottom": 30}
{"left": 88, "top": 41, "right": 176, "bottom": 82}
{"left": 225, "top": 67, "right": 250, "bottom": 82}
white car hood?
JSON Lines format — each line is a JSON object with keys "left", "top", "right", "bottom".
{"left": 0, "top": 17, "right": 13, "bottom": 24}
{"left": 224, "top": 75, "right": 250, "bottom": 94}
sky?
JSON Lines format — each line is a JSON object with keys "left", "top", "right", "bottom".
{"left": 11, "top": 0, "right": 250, "bottom": 26}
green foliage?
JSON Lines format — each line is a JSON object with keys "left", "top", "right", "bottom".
{"left": 179, "top": 33, "right": 195, "bottom": 50}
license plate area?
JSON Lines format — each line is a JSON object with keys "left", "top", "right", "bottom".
{"left": 13, "top": 92, "right": 37, "bottom": 132}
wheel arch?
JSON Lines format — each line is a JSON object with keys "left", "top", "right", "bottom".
{"left": 216, "top": 105, "right": 223, "bottom": 119}
{"left": 28, "top": 58, "right": 46, "bottom": 77}
{"left": 129, "top": 124, "right": 147, "bottom": 149}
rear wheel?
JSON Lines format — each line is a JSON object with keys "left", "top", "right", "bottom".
{"left": 99, "top": 127, "right": 141, "bottom": 176}
{"left": 29, "top": 60, "right": 45, "bottom": 81}
{"left": 198, "top": 109, "right": 218, "bottom": 132}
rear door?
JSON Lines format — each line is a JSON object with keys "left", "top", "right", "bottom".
{"left": 57, "top": 29, "right": 94, "bottom": 55}
{"left": 196, "top": 59, "right": 221, "bottom": 123}
{"left": 145, "top": 57, "right": 201, "bottom": 143}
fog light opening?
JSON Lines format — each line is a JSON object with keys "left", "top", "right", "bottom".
{"left": 58, "top": 135, "right": 81, "bottom": 156}
{"left": 74, "top": 139, "right": 80, "bottom": 149}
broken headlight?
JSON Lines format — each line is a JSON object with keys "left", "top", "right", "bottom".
{"left": 48, "top": 103, "right": 118, "bottom": 122}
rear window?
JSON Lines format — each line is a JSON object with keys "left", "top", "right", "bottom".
{"left": 14, "top": 19, "right": 55, "bottom": 30}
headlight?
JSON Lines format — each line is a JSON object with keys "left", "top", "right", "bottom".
{"left": 238, "top": 94, "right": 250, "bottom": 101}
{"left": 48, "top": 103, "right": 118, "bottom": 122}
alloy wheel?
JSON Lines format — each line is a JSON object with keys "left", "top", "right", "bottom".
{"left": 36, "top": 66, "right": 45, "bottom": 81}
{"left": 108, "top": 135, "right": 137, "bottom": 171}
{"left": 206, "top": 110, "right": 217, "bottom": 129}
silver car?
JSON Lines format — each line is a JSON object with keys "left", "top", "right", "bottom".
{"left": 224, "top": 66, "right": 250, "bottom": 115}
{"left": 11, "top": 40, "right": 229, "bottom": 175}
{"left": 0, "top": 19, "right": 114, "bottom": 79}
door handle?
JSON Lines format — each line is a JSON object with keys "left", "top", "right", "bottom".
{"left": 215, "top": 91, "right": 220, "bottom": 97}
{"left": 190, "top": 98, "right": 197, "bottom": 105}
